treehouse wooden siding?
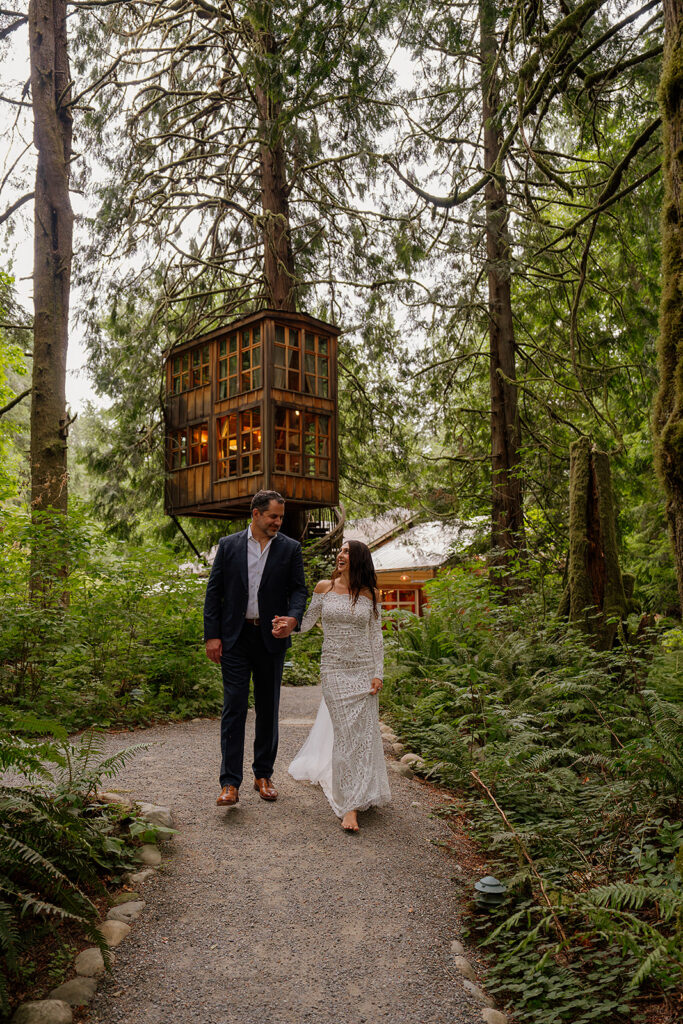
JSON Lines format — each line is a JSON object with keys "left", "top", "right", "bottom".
{"left": 163, "top": 309, "right": 340, "bottom": 518}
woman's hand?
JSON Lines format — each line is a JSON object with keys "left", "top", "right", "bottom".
{"left": 370, "top": 677, "right": 383, "bottom": 694}
{"left": 272, "top": 615, "right": 297, "bottom": 638}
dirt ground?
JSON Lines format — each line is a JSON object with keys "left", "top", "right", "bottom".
{"left": 85, "top": 684, "right": 488, "bottom": 1024}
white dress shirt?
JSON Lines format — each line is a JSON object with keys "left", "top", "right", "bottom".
{"left": 246, "top": 525, "right": 274, "bottom": 619}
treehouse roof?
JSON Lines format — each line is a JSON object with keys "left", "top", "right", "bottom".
{"left": 163, "top": 307, "right": 341, "bottom": 360}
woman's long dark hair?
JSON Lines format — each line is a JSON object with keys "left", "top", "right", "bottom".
{"left": 331, "top": 540, "right": 379, "bottom": 617}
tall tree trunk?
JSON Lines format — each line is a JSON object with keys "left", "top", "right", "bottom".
{"left": 654, "top": 0, "right": 683, "bottom": 618}
{"left": 29, "top": 0, "right": 73, "bottom": 512}
{"left": 559, "top": 438, "right": 629, "bottom": 650}
{"left": 253, "top": 6, "right": 296, "bottom": 312}
{"left": 479, "top": 0, "right": 525, "bottom": 565}
{"left": 28, "top": 0, "right": 73, "bottom": 596}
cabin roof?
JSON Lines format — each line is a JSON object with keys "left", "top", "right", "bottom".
{"left": 345, "top": 514, "right": 480, "bottom": 571}
{"left": 163, "top": 308, "right": 341, "bottom": 360}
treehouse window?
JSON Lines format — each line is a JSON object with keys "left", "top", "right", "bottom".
{"left": 303, "top": 332, "right": 330, "bottom": 397}
{"left": 189, "top": 423, "right": 209, "bottom": 465}
{"left": 381, "top": 589, "right": 421, "bottom": 614}
{"left": 218, "top": 327, "right": 261, "bottom": 398}
{"left": 274, "top": 325, "right": 300, "bottom": 391}
{"left": 217, "top": 409, "right": 261, "bottom": 478}
{"left": 274, "top": 408, "right": 331, "bottom": 477}
{"left": 170, "top": 346, "right": 209, "bottom": 394}
{"left": 169, "top": 428, "right": 187, "bottom": 470}
{"left": 218, "top": 333, "right": 238, "bottom": 399}
{"left": 303, "top": 412, "right": 330, "bottom": 477}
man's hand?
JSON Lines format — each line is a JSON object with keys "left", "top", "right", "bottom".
{"left": 271, "top": 615, "right": 297, "bottom": 639}
{"left": 205, "top": 638, "right": 222, "bottom": 664}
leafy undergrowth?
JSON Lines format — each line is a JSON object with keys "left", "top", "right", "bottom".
{"left": 0, "top": 724, "right": 173, "bottom": 1016}
{"left": 0, "top": 506, "right": 222, "bottom": 732}
{"left": 382, "top": 567, "right": 683, "bottom": 1024}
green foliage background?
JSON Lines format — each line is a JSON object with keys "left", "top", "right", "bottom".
{"left": 381, "top": 569, "right": 683, "bottom": 1024}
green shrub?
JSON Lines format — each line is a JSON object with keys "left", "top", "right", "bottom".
{"left": 0, "top": 505, "right": 221, "bottom": 729}
{"left": 383, "top": 567, "right": 683, "bottom": 1024}
{"left": 0, "top": 722, "right": 167, "bottom": 1015}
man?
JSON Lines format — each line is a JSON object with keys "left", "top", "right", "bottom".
{"left": 204, "top": 490, "right": 307, "bottom": 807}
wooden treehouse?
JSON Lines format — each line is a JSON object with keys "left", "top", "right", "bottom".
{"left": 163, "top": 309, "right": 341, "bottom": 540}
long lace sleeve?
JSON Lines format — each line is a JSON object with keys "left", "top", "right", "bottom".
{"left": 369, "top": 604, "right": 384, "bottom": 679}
{"left": 299, "top": 592, "right": 324, "bottom": 634}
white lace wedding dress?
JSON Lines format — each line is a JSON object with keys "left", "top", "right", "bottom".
{"left": 288, "top": 590, "right": 391, "bottom": 818}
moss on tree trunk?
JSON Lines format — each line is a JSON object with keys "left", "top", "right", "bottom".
{"left": 560, "top": 437, "right": 628, "bottom": 649}
{"left": 654, "top": 0, "right": 683, "bottom": 619}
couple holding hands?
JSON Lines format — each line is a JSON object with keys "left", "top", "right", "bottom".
{"left": 204, "top": 489, "right": 390, "bottom": 832}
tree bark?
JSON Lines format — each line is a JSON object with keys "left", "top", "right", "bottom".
{"left": 479, "top": 0, "right": 525, "bottom": 566}
{"left": 28, "top": 0, "right": 73, "bottom": 515}
{"left": 28, "top": 0, "right": 74, "bottom": 599}
{"left": 654, "top": 0, "right": 683, "bottom": 618}
{"left": 560, "top": 437, "right": 628, "bottom": 649}
{"left": 253, "top": 7, "right": 296, "bottom": 312}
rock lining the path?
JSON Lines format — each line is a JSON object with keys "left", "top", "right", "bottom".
{"left": 482, "top": 1010, "right": 508, "bottom": 1024}
{"left": 135, "top": 802, "right": 173, "bottom": 828}
{"left": 97, "top": 920, "right": 131, "bottom": 947}
{"left": 110, "top": 891, "right": 140, "bottom": 906}
{"left": 389, "top": 761, "right": 414, "bottom": 778}
{"left": 450, "top": 939, "right": 465, "bottom": 956}
{"left": 106, "top": 900, "right": 146, "bottom": 924}
{"left": 97, "top": 791, "right": 133, "bottom": 809}
{"left": 138, "top": 843, "right": 162, "bottom": 866}
{"left": 462, "top": 979, "right": 496, "bottom": 1007}
{"left": 11, "top": 1001, "right": 72, "bottom": 1024}
{"left": 453, "top": 955, "right": 477, "bottom": 983}
{"left": 48, "top": 977, "right": 97, "bottom": 1006}
{"left": 125, "top": 867, "right": 156, "bottom": 885}
{"left": 73, "top": 948, "right": 106, "bottom": 978}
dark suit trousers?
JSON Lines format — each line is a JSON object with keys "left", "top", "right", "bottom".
{"left": 219, "top": 622, "right": 286, "bottom": 788}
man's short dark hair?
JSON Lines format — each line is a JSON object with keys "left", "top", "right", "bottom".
{"left": 251, "top": 490, "right": 285, "bottom": 514}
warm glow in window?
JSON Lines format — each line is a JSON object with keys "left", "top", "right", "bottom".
{"left": 381, "top": 589, "right": 420, "bottom": 614}
{"left": 189, "top": 423, "right": 209, "bottom": 465}
{"left": 274, "top": 325, "right": 300, "bottom": 391}
{"left": 217, "top": 409, "right": 261, "bottom": 479}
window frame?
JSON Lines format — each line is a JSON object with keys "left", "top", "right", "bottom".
{"left": 273, "top": 324, "right": 301, "bottom": 392}
{"left": 169, "top": 345, "right": 210, "bottom": 395}
{"left": 274, "top": 406, "right": 332, "bottom": 478}
{"left": 303, "top": 331, "right": 330, "bottom": 398}
{"left": 216, "top": 407, "right": 262, "bottom": 480}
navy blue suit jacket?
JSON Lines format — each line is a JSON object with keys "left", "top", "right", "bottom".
{"left": 203, "top": 529, "right": 307, "bottom": 655}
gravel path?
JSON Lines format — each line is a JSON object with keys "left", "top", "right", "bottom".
{"left": 88, "top": 685, "right": 484, "bottom": 1024}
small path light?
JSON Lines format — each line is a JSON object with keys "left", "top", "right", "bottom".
{"left": 475, "top": 875, "right": 507, "bottom": 908}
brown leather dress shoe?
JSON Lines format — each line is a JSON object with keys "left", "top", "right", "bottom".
{"left": 216, "top": 785, "right": 239, "bottom": 806}
{"left": 253, "top": 777, "right": 278, "bottom": 801}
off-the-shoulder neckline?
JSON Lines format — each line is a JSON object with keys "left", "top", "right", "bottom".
{"left": 319, "top": 589, "right": 373, "bottom": 603}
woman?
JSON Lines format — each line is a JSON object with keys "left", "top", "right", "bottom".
{"left": 273, "top": 540, "right": 391, "bottom": 831}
